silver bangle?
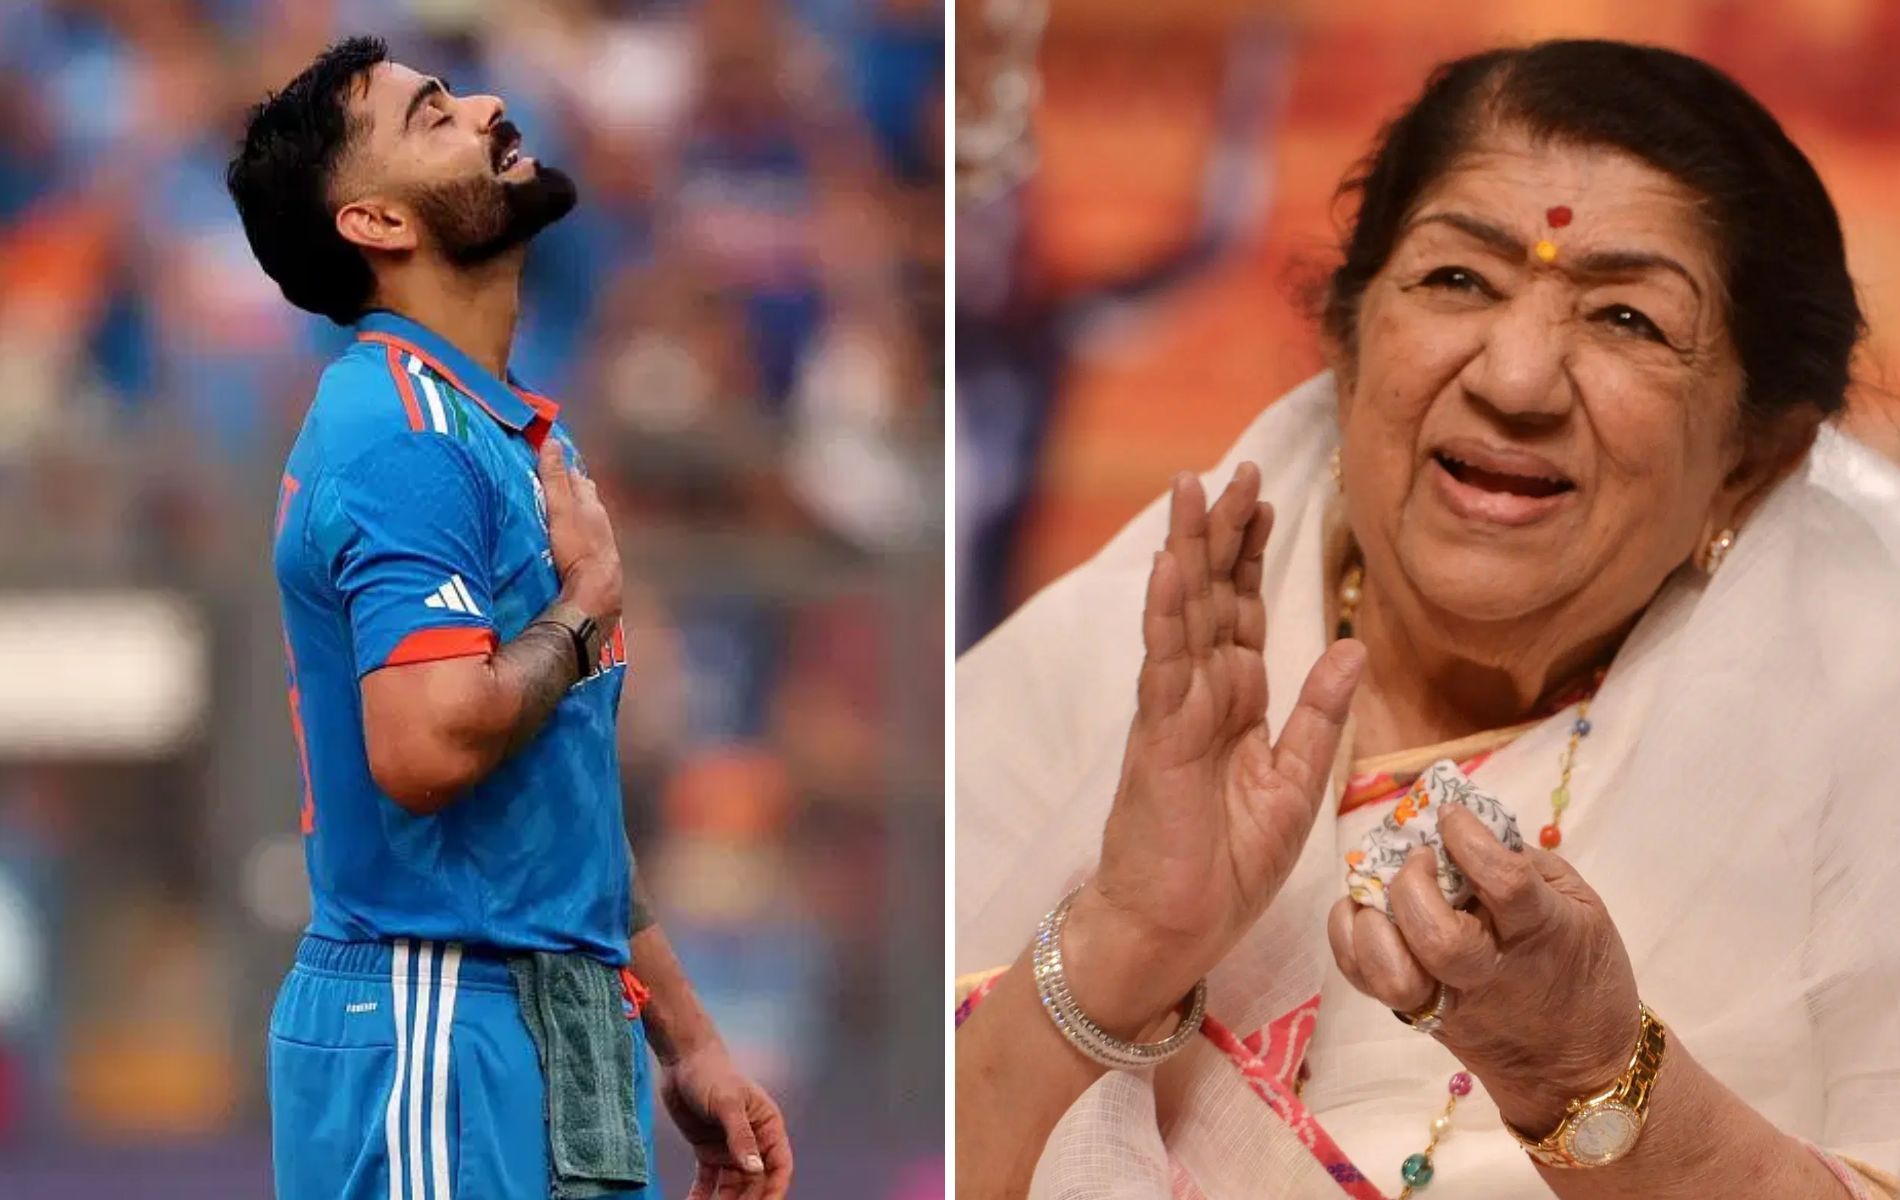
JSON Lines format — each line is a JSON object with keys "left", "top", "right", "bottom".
{"left": 1031, "top": 886, "right": 1208, "bottom": 1071}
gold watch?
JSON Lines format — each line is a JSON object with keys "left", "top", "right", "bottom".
{"left": 1504, "top": 1004, "right": 1667, "bottom": 1168}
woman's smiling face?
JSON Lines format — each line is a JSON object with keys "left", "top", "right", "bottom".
{"left": 1337, "top": 127, "right": 1748, "bottom": 627}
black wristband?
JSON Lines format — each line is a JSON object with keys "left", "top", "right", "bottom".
{"left": 531, "top": 605, "right": 603, "bottom": 680}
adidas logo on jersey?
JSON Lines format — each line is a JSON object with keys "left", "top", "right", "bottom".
{"left": 423, "top": 575, "right": 484, "bottom": 616}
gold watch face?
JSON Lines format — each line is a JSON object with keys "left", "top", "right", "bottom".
{"left": 1564, "top": 1102, "right": 1642, "bottom": 1165}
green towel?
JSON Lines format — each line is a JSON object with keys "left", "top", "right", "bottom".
{"left": 509, "top": 952, "right": 648, "bottom": 1197}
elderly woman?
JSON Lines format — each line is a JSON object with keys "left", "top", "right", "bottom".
{"left": 955, "top": 40, "right": 1900, "bottom": 1200}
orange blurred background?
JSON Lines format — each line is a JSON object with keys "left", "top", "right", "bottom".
{"left": 960, "top": 0, "right": 1900, "bottom": 640}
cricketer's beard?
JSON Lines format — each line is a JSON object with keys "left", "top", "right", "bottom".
{"left": 410, "top": 161, "right": 579, "bottom": 267}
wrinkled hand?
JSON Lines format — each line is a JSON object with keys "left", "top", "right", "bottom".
{"left": 662, "top": 1047, "right": 792, "bottom": 1200}
{"left": 1066, "top": 464, "right": 1366, "bottom": 1038}
{"left": 536, "top": 435, "right": 622, "bottom": 625}
{"left": 1326, "top": 805, "right": 1641, "bottom": 1133}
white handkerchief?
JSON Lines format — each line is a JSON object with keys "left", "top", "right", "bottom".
{"left": 1344, "top": 758, "right": 1522, "bottom": 914}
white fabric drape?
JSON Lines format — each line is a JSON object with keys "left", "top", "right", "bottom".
{"left": 956, "top": 373, "right": 1900, "bottom": 1198}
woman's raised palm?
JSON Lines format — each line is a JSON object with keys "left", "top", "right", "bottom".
{"left": 1088, "top": 464, "right": 1364, "bottom": 1015}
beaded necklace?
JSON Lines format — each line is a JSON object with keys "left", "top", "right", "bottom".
{"left": 1334, "top": 557, "right": 1598, "bottom": 1196}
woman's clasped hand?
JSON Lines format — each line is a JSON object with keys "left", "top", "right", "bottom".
{"left": 1327, "top": 806, "right": 1643, "bottom": 1133}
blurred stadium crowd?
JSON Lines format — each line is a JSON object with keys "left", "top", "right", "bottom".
{"left": 0, "top": 0, "right": 943, "bottom": 1194}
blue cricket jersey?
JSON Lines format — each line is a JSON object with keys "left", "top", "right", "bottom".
{"left": 272, "top": 310, "right": 633, "bottom": 964}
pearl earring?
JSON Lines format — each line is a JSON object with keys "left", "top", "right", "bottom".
{"left": 1705, "top": 528, "right": 1736, "bottom": 574}
{"left": 1330, "top": 447, "right": 1343, "bottom": 492}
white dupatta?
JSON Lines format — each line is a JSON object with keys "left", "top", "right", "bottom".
{"left": 956, "top": 373, "right": 1900, "bottom": 1197}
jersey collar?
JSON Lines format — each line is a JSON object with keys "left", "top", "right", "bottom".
{"left": 354, "top": 310, "right": 559, "bottom": 432}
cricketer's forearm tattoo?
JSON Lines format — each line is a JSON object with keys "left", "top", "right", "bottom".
{"left": 630, "top": 860, "right": 657, "bottom": 933}
{"left": 495, "top": 616, "right": 580, "bottom": 755}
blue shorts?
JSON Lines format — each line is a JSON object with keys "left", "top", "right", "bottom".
{"left": 269, "top": 936, "right": 658, "bottom": 1200}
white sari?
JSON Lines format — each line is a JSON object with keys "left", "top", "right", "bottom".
{"left": 957, "top": 374, "right": 1900, "bottom": 1198}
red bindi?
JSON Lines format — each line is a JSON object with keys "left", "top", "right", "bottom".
{"left": 1546, "top": 205, "right": 1573, "bottom": 228}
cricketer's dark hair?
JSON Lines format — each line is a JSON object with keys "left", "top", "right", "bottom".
{"left": 1322, "top": 39, "right": 1863, "bottom": 422}
{"left": 226, "top": 36, "right": 389, "bottom": 325}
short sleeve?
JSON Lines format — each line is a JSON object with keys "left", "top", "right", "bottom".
{"left": 326, "top": 435, "right": 500, "bottom": 676}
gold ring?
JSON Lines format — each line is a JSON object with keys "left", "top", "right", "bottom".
{"left": 1394, "top": 982, "right": 1451, "bottom": 1034}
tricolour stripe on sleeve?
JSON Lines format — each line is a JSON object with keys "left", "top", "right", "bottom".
{"left": 383, "top": 346, "right": 426, "bottom": 432}
{"left": 384, "top": 939, "right": 411, "bottom": 1200}
{"left": 408, "top": 356, "right": 451, "bottom": 435}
